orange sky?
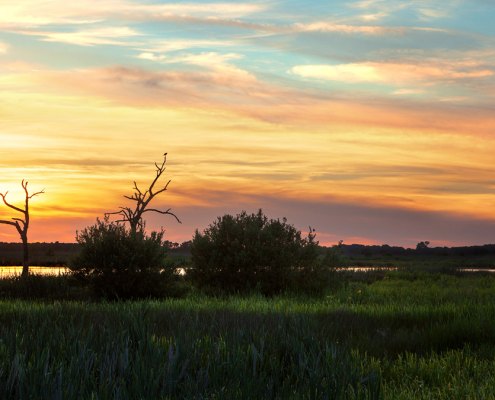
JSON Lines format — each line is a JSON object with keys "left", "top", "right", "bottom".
{"left": 1, "top": 1, "right": 495, "bottom": 248}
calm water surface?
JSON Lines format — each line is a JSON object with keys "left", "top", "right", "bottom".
{"left": 0, "top": 266, "right": 492, "bottom": 277}
{"left": 0, "top": 266, "right": 186, "bottom": 276}
{"left": 0, "top": 266, "right": 68, "bottom": 277}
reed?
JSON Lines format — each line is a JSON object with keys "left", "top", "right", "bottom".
{"left": 0, "top": 300, "right": 380, "bottom": 399}
{"left": 1, "top": 271, "right": 495, "bottom": 398}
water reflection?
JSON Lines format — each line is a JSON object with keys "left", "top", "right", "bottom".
{"left": 0, "top": 266, "right": 68, "bottom": 277}
{"left": 0, "top": 266, "right": 492, "bottom": 278}
{"left": 0, "top": 266, "right": 186, "bottom": 276}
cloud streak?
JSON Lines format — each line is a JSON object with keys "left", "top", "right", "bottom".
{"left": 139, "top": 13, "right": 410, "bottom": 36}
{"left": 290, "top": 61, "right": 493, "bottom": 85}
{"left": 0, "top": 1, "right": 265, "bottom": 28}
{"left": 14, "top": 61, "right": 490, "bottom": 137}
{"left": 348, "top": 0, "right": 458, "bottom": 21}
{"left": 20, "top": 26, "right": 144, "bottom": 47}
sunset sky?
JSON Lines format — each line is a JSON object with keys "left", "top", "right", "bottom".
{"left": 1, "top": 0, "right": 494, "bottom": 248}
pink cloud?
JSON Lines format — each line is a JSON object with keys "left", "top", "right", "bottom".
{"left": 18, "top": 63, "right": 492, "bottom": 137}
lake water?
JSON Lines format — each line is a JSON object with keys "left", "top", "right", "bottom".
{"left": 0, "top": 266, "right": 186, "bottom": 276}
{"left": 0, "top": 266, "right": 492, "bottom": 277}
{"left": 0, "top": 266, "right": 68, "bottom": 277}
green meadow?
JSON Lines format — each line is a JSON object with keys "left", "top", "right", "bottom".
{"left": 1, "top": 268, "right": 495, "bottom": 399}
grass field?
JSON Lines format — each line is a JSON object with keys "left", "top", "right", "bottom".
{"left": 1, "top": 269, "right": 495, "bottom": 398}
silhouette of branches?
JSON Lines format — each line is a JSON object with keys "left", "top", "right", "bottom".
{"left": 0, "top": 180, "right": 45, "bottom": 277}
{"left": 106, "top": 153, "right": 181, "bottom": 232}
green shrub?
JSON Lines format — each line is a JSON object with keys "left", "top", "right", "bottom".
{"left": 189, "top": 209, "right": 327, "bottom": 295}
{"left": 322, "top": 240, "right": 347, "bottom": 268}
{"left": 68, "top": 217, "right": 178, "bottom": 299}
{"left": 293, "top": 241, "right": 348, "bottom": 295}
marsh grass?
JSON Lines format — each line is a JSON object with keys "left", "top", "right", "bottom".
{"left": 0, "top": 273, "right": 78, "bottom": 301}
{"left": 0, "top": 299, "right": 381, "bottom": 399}
{"left": 1, "top": 271, "right": 495, "bottom": 398}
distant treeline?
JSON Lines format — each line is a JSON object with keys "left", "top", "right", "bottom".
{"left": 0, "top": 241, "right": 191, "bottom": 266}
{"left": 0, "top": 242, "right": 79, "bottom": 266}
{"left": 0, "top": 241, "right": 190, "bottom": 254}
{"left": 1, "top": 240, "right": 495, "bottom": 266}
{"left": 338, "top": 243, "right": 495, "bottom": 258}
{"left": 0, "top": 242, "right": 79, "bottom": 254}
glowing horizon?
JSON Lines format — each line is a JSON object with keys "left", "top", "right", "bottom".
{"left": 1, "top": 0, "right": 495, "bottom": 249}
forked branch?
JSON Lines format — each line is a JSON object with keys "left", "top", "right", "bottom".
{"left": 105, "top": 153, "right": 181, "bottom": 232}
{"left": 0, "top": 180, "right": 44, "bottom": 277}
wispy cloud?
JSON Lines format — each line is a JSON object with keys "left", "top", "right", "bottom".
{"left": 0, "top": 1, "right": 265, "bottom": 28}
{"left": 416, "top": 8, "right": 450, "bottom": 20}
{"left": 391, "top": 88, "right": 427, "bottom": 95}
{"left": 132, "top": 13, "right": 410, "bottom": 36}
{"left": 0, "top": 0, "right": 463, "bottom": 55}
{"left": 348, "top": 0, "right": 458, "bottom": 21}
{"left": 290, "top": 61, "right": 493, "bottom": 85}
{"left": 113, "top": 2, "right": 266, "bottom": 18}
{"left": 134, "top": 51, "right": 257, "bottom": 86}
{"left": 137, "top": 52, "right": 167, "bottom": 61}
{"left": 139, "top": 39, "right": 237, "bottom": 53}
{"left": 15, "top": 62, "right": 492, "bottom": 138}
{"left": 31, "top": 27, "right": 144, "bottom": 47}
{"left": 292, "top": 21, "right": 407, "bottom": 35}
{"left": 161, "top": 52, "right": 244, "bottom": 67}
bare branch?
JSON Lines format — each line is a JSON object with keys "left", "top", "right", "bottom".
{"left": 105, "top": 210, "right": 124, "bottom": 216}
{"left": 12, "top": 218, "right": 25, "bottom": 226}
{"left": 124, "top": 195, "right": 139, "bottom": 202}
{"left": 152, "top": 180, "right": 171, "bottom": 196}
{"left": 1, "top": 179, "right": 44, "bottom": 277}
{"left": 0, "top": 219, "right": 17, "bottom": 227}
{"left": 143, "top": 208, "right": 182, "bottom": 224}
{"left": 0, "top": 192, "right": 25, "bottom": 214}
{"left": 148, "top": 154, "right": 167, "bottom": 196}
{"left": 106, "top": 153, "right": 179, "bottom": 231}
{"left": 133, "top": 181, "right": 142, "bottom": 196}
{"left": 28, "top": 189, "right": 45, "bottom": 199}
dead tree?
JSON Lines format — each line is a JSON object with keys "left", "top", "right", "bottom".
{"left": 0, "top": 180, "right": 45, "bottom": 277}
{"left": 106, "top": 153, "right": 181, "bottom": 232}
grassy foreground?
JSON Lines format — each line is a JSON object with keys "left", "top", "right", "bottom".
{"left": 1, "top": 271, "right": 495, "bottom": 398}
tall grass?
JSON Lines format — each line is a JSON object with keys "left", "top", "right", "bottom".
{"left": 1, "top": 270, "right": 495, "bottom": 398}
{"left": 0, "top": 300, "right": 380, "bottom": 399}
{"left": 0, "top": 273, "right": 76, "bottom": 300}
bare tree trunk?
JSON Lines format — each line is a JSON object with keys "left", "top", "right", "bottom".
{"left": 21, "top": 234, "right": 29, "bottom": 278}
{"left": 0, "top": 180, "right": 44, "bottom": 278}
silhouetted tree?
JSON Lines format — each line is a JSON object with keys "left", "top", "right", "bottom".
{"left": 416, "top": 241, "right": 430, "bottom": 250}
{"left": 105, "top": 153, "right": 180, "bottom": 232}
{"left": 0, "top": 180, "right": 44, "bottom": 277}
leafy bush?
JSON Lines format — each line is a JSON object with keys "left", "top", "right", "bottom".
{"left": 189, "top": 209, "right": 327, "bottom": 295}
{"left": 293, "top": 241, "right": 348, "bottom": 294}
{"left": 68, "top": 217, "right": 178, "bottom": 299}
{"left": 322, "top": 240, "right": 347, "bottom": 267}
